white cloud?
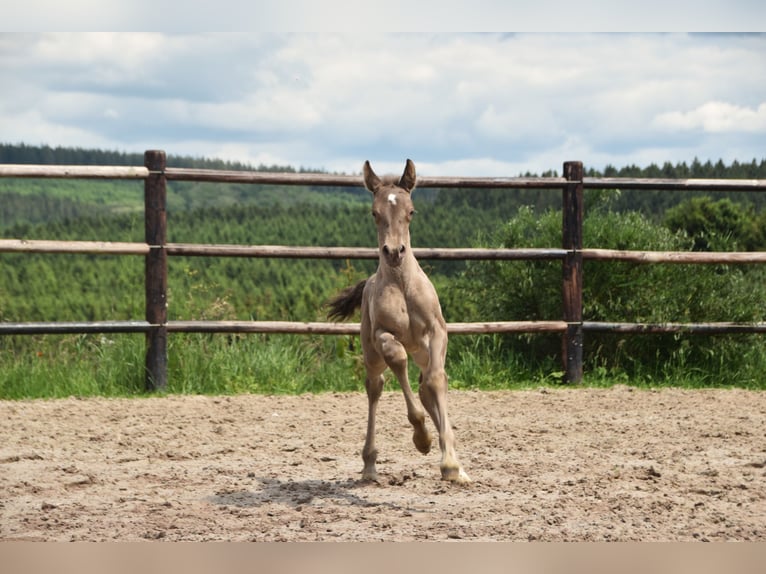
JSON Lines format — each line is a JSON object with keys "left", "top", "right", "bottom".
{"left": 653, "top": 101, "right": 766, "bottom": 134}
{"left": 32, "top": 33, "right": 164, "bottom": 67}
{"left": 1, "top": 33, "right": 765, "bottom": 175}
{"left": 0, "top": 107, "right": 114, "bottom": 149}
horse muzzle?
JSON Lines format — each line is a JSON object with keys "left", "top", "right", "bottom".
{"left": 382, "top": 244, "right": 406, "bottom": 267}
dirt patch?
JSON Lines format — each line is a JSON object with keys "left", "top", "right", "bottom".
{"left": 1, "top": 387, "right": 764, "bottom": 541}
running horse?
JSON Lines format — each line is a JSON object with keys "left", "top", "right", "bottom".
{"left": 328, "top": 159, "right": 470, "bottom": 483}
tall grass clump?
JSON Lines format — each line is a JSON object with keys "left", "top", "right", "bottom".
{"left": 0, "top": 333, "right": 368, "bottom": 399}
{"left": 0, "top": 334, "right": 146, "bottom": 399}
{"left": 166, "top": 334, "right": 364, "bottom": 395}
{"left": 447, "top": 197, "right": 766, "bottom": 387}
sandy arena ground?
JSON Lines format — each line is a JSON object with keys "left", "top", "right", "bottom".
{"left": 1, "top": 386, "right": 764, "bottom": 541}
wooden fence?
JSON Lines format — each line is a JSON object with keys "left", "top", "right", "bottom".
{"left": 2, "top": 150, "right": 766, "bottom": 389}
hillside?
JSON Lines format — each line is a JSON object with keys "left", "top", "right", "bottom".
{"left": 3, "top": 144, "right": 766, "bottom": 324}
{"left": 0, "top": 144, "right": 372, "bottom": 230}
{"left": 3, "top": 144, "right": 766, "bottom": 231}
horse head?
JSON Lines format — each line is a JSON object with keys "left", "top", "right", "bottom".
{"left": 363, "top": 159, "right": 417, "bottom": 268}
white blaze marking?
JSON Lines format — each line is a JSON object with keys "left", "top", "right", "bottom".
{"left": 387, "top": 193, "right": 397, "bottom": 205}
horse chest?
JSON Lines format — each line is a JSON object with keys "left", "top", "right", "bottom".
{"left": 372, "top": 284, "right": 432, "bottom": 339}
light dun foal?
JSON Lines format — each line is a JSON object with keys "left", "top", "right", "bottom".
{"left": 328, "top": 160, "right": 470, "bottom": 484}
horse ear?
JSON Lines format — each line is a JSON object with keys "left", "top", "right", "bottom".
{"left": 398, "top": 159, "right": 416, "bottom": 192}
{"left": 363, "top": 161, "right": 382, "bottom": 193}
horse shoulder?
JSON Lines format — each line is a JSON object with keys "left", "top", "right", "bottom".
{"left": 408, "top": 270, "right": 444, "bottom": 316}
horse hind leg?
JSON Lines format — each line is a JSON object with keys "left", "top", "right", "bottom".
{"left": 419, "top": 369, "right": 471, "bottom": 484}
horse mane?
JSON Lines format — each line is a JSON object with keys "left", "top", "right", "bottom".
{"left": 380, "top": 174, "right": 417, "bottom": 191}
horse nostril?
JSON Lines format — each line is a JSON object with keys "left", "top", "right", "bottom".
{"left": 382, "top": 244, "right": 405, "bottom": 260}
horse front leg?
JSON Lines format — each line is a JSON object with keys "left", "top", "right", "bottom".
{"left": 362, "top": 370, "right": 385, "bottom": 481}
{"left": 378, "top": 332, "right": 433, "bottom": 456}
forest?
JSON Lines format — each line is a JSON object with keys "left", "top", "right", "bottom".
{"left": 2, "top": 144, "right": 766, "bottom": 397}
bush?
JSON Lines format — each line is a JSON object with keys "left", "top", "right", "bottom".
{"left": 450, "top": 201, "right": 766, "bottom": 385}
{"left": 664, "top": 196, "right": 766, "bottom": 251}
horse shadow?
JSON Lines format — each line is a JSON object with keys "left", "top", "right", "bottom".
{"left": 207, "top": 476, "right": 415, "bottom": 512}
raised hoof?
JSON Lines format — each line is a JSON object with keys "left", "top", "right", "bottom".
{"left": 413, "top": 429, "right": 433, "bottom": 455}
{"left": 441, "top": 466, "right": 471, "bottom": 484}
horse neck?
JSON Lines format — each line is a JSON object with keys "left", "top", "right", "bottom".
{"left": 376, "top": 252, "right": 421, "bottom": 288}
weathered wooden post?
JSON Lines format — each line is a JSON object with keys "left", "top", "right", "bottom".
{"left": 144, "top": 150, "right": 168, "bottom": 391}
{"left": 562, "top": 161, "right": 584, "bottom": 383}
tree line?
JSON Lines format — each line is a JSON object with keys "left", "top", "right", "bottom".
{"left": 0, "top": 142, "right": 315, "bottom": 172}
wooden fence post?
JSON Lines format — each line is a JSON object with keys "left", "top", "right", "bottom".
{"left": 562, "top": 161, "right": 584, "bottom": 383}
{"left": 144, "top": 150, "right": 168, "bottom": 391}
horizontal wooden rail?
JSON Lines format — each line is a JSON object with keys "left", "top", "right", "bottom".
{"left": 5, "top": 319, "right": 766, "bottom": 336}
{"left": 163, "top": 168, "right": 360, "bottom": 186}
{"left": 166, "top": 320, "right": 569, "bottom": 335}
{"left": 167, "top": 321, "right": 359, "bottom": 335}
{"left": 583, "top": 321, "right": 766, "bottom": 334}
{"left": 0, "top": 164, "right": 149, "bottom": 179}
{"left": 6, "top": 239, "right": 766, "bottom": 265}
{"left": 0, "top": 239, "right": 568, "bottom": 260}
{"left": 584, "top": 177, "right": 766, "bottom": 192}
{"left": 0, "top": 321, "right": 153, "bottom": 335}
{"left": 0, "top": 239, "right": 150, "bottom": 255}
{"left": 5, "top": 164, "right": 765, "bottom": 192}
{"left": 581, "top": 249, "right": 766, "bottom": 264}
{"left": 165, "top": 244, "right": 568, "bottom": 260}
{"left": 163, "top": 167, "right": 569, "bottom": 189}
{"left": 0, "top": 320, "right": 568, "bottom": 336}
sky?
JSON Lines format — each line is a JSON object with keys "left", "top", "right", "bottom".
{"left": 1, "top": 29, "right": 765, "bottom": 176}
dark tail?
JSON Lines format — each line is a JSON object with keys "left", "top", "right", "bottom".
{"left": 327, "top": 279, "right": 367, "bottom": 321}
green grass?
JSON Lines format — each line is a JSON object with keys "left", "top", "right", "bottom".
{"left": 165, "top": 334, "right": 366, "bottom": 395}
{"left": 2, "top": 333, "right": 764, "bottom": 400}
{"left": 0, "top": 334, "right": 146, "bottom": 399}
{"left": 0, "top": 334, "right": 369, "bottom": 399}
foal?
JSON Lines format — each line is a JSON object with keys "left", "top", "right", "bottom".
{"left": 328, "top": 159, "right": 470, "bottom": 483}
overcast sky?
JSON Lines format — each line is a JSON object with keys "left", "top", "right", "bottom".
{"left": 1, "top": 32, "right": 764, "bottom": 176}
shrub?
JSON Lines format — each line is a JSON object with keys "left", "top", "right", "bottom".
{"left": 450, "top": 201, "right": 766, "bottom": 385}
